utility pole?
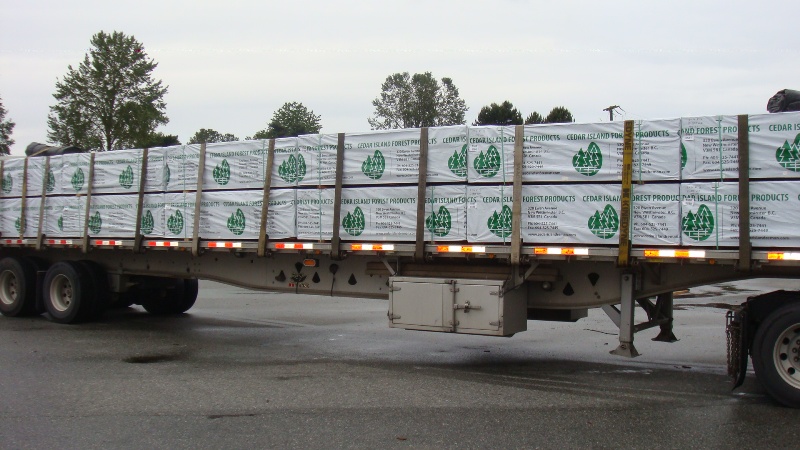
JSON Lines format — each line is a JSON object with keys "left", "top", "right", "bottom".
{"left": 603, "top": 105, "right": 621, "bottom": 121}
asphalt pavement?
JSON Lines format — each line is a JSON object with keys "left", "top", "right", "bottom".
{"left": 2, "top": 278, "right": 800, "bottom": 449}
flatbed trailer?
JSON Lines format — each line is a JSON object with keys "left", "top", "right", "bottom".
{"left": 2, "top": 115, "right": 800, "bottom": 407}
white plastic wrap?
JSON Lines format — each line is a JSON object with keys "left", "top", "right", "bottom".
{"left": 339, "top": 186, "right": 418, "bottom": 241}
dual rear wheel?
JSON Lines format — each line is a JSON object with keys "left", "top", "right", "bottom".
{"left": 0, "top": 256, "right": 198, "bottom": 324}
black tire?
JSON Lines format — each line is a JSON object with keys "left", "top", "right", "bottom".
{"left": 78, "top": 260, "right": 110, "bottom": 319}
{"left": 752, "top": 302, "right": 800, "bottom": 408}
{"left": 141, "top": 278, "right": 198, "bottom": 315}
{"left": 42, "top": 261, "right": 96, "bottom": 324}
{"left": 0, "top": 257, "right": 39, "bottom": 317}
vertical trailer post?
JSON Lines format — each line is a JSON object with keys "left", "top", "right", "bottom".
{"left": 511, "top": 125, "right": 523, "bottom": 270}
{"left": 414, "top": 128, "right": 429, "bottom": 262}
{"left": 258, "top": 139, "right": 275, "bottom": 257}
{"left": 330, "top": 133, "right": 345, "bottom": 260}
{"left": 737, "top": 114, "right": 751, "bottom": 272}
{"left": 35, "top": 157, "right": 50, "bottom": 250}
{"left": 617, "top": 120, "right": 634, "bottom": 268}
{"left": 610, "top": 120, "right": 639, "bottom": 357}
{"left": 192, "top": 143, "right": 206, "bottom": 257}
{"left": 81, "top": 152, "right": 96, "bottom": 254}
{"left": 133, "top": 148, "right": 149, "bottom": 252}
{"left": 19, "top": 159, "right": 29, "bottom": 239}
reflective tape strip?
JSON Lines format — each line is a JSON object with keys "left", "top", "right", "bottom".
{"left": 644, "top": 249, "right": 706, "bottom": 258}
{"left": 207, "top": 242, "right": 242, "bottom": 248}
{"left": 95, "top": 240, "right": 122, "bottom": 246}
{"left": 768, "top": 252, "right": 800, "bottom": 261}
{"left": 436, "top": 245, "right": 487, "bottom": 253}
{"left": 47, "top": 239, "right": 73, "bottom": 245}
{"left": 146, "top": 241, "right": 180, "bottom": 247}
{"left": 534, "top": 247, "right": 589, "bottom": 256}
{"left": 4, "top": 239, "right": 23, "bottom": 244}
{"left": 350, "top": 243, "right": 394, "bottom": 251}
{"left": 275, "top": 242, "right": 315, "bottom": 250}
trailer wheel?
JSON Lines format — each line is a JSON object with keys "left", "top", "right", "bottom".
{"left": 43, "top": 261, "right": 95, "bottom": 324}
{"left": 752, "top": 302, "right": 800, "bottom": 408}
{"left": 0, "top": 257, "right": 39, "bottom": 317}
{"left": 141, "top": 278, "right": 198, "bottom": 315}
{"left": 78, "top": 261, "right": 110, "bottom": 319}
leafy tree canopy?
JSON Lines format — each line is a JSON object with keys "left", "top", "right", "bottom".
{"left": 137, "top": 132, "right": 181, "bottom": 148}
{"left": 545, "top": 106, "right": 574, "bottom": 124}
{"left": 0, "top": 95, "right": 14, "bottom": 155}
{"left": 525, "top": 111, "right": 544, "bottom": 125}
{"left": 368, "top": 72, "right": 468, "bottom": 129}
{"left": 188, "top": 128, "right": 239, "bottom": 144}
{"left": 47, "top": 30, "right": 168, "bottom": 151}
{"left": 473, "top": 101, "right": 523, "bottom": 126}
{"left": 251, "top": 102, "right": 321, "bottom": 139}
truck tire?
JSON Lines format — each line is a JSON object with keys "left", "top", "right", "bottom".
{"left": 752, "top": 302, "right": 800, "bottom": 408}
{"left": 78, "top": 260, "right": 110, "bottom": 319}
{"left": 0, "top": 257, "right": 39, "bottom": 317}
{"left": 141, "top": 278, "right": 198, "bottom": 315}
{"left": 43, "top": 261, "right": 96, "bottom": 324}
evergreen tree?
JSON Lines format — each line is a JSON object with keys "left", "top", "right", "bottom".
{"left": 47, "top": 31, "right": 168, "bottom": 151}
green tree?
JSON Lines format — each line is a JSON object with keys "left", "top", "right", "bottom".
{"left": 251, "top": 102, "right": 321, "bottom": 139}
{"left": 47, "top": 31, "right": 168, "bottom": 151}
{"left": 472, "top": 101, "right": 523, "bottom": 126}
{"left": 525, "top": 111, "right": 544, "bottom": 125}
{"left": 0, "top": 95, "right": 14, "bottom": 155}
{"left": 137, "top": 132, "right": 180, "bottom": 148}
{"left": 545, "top": 106, "right": 574, "bottom": 124}
{"left": 188, "top": 128, "right": 239, "bottom": 144}
{"left": 368, "top": 72, "right": 468, "bottom": 129}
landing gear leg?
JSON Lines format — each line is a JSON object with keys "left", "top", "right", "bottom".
{"left": 652, "top": 292, "right": 678, "bottom": 342}
{"left": 610, "top": 273, "right": 640, "bottom": 358}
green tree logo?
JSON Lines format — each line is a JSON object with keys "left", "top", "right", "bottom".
{"left": 88, "top": 212, "right": 102, "bottom": 234}
{"left": 57, "top": 215, "right": 64, "bottom": 232}
{"left": 361, "top": 150, "right": 385, "bottom": 180}
{"left": 14, "top": 217, "right": 23, "bottom": 233}
{"left": 487, "top": 204, "right": 512, "bottom": 238}
{"left": 46, "top": 170, "right": 56, "bottom": 193}
{"left": 473, "top": 145, "right": 501, "bottom": 178}
{"left": 213, "top": 159, "right": 231, "bottom": 185}
{"left": 680, "top": 142, "right": 688, "bottom": 170}
{"left": 682, "top": 204, "right": 715, "bottom": 241}
{"left": 448, "top": 144, "right": 468, "bottom": 177}
{"left": 573, "top": 142, "right": 603, "bottom": 176}
{"left": 588, "top": 204, "right": 619, "bottom": 239}
{"left": 425, "top": 206, "right": 452, "bottom": 237}
{"left": 119, "top": 165, "right": 134, "bottom": 189}
{"left": 71, "top": 168, "right": 85, "bottom": 191}
{"left": 141, "top": 210, "right": 154, "bottom": 235}
{"left": 227, "top": 208, "right": 246, "bottom": 235}
{"left": 776, "top": 133, "right": 800, "bottom": 172}
{"left": 1, "top": 175, "right": 12, "bottom": 194}
{"left": 342, "top": 206, "right": 366, "bottom": 236}
{"left": 278, "top": 154, "right": 306, "bottom": 183}
{"left": 163, "top": 164, "right": 171, "bottom": 185}
{"left": 167, "top": 210, "right": 184, "bottom": 235}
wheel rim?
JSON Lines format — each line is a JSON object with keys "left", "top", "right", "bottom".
{"left": 49, "top": 274, "right": 74, "bottom": 313}
{"left": 773, "top": 323, "right": 800, "bottom": 389}
{"left": 0, "top": 270, "right": 18, "bottom": 306}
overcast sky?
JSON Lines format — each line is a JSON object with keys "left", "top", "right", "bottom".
{"left": 1, "top": 0, "right": 798, "bottom": 155}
